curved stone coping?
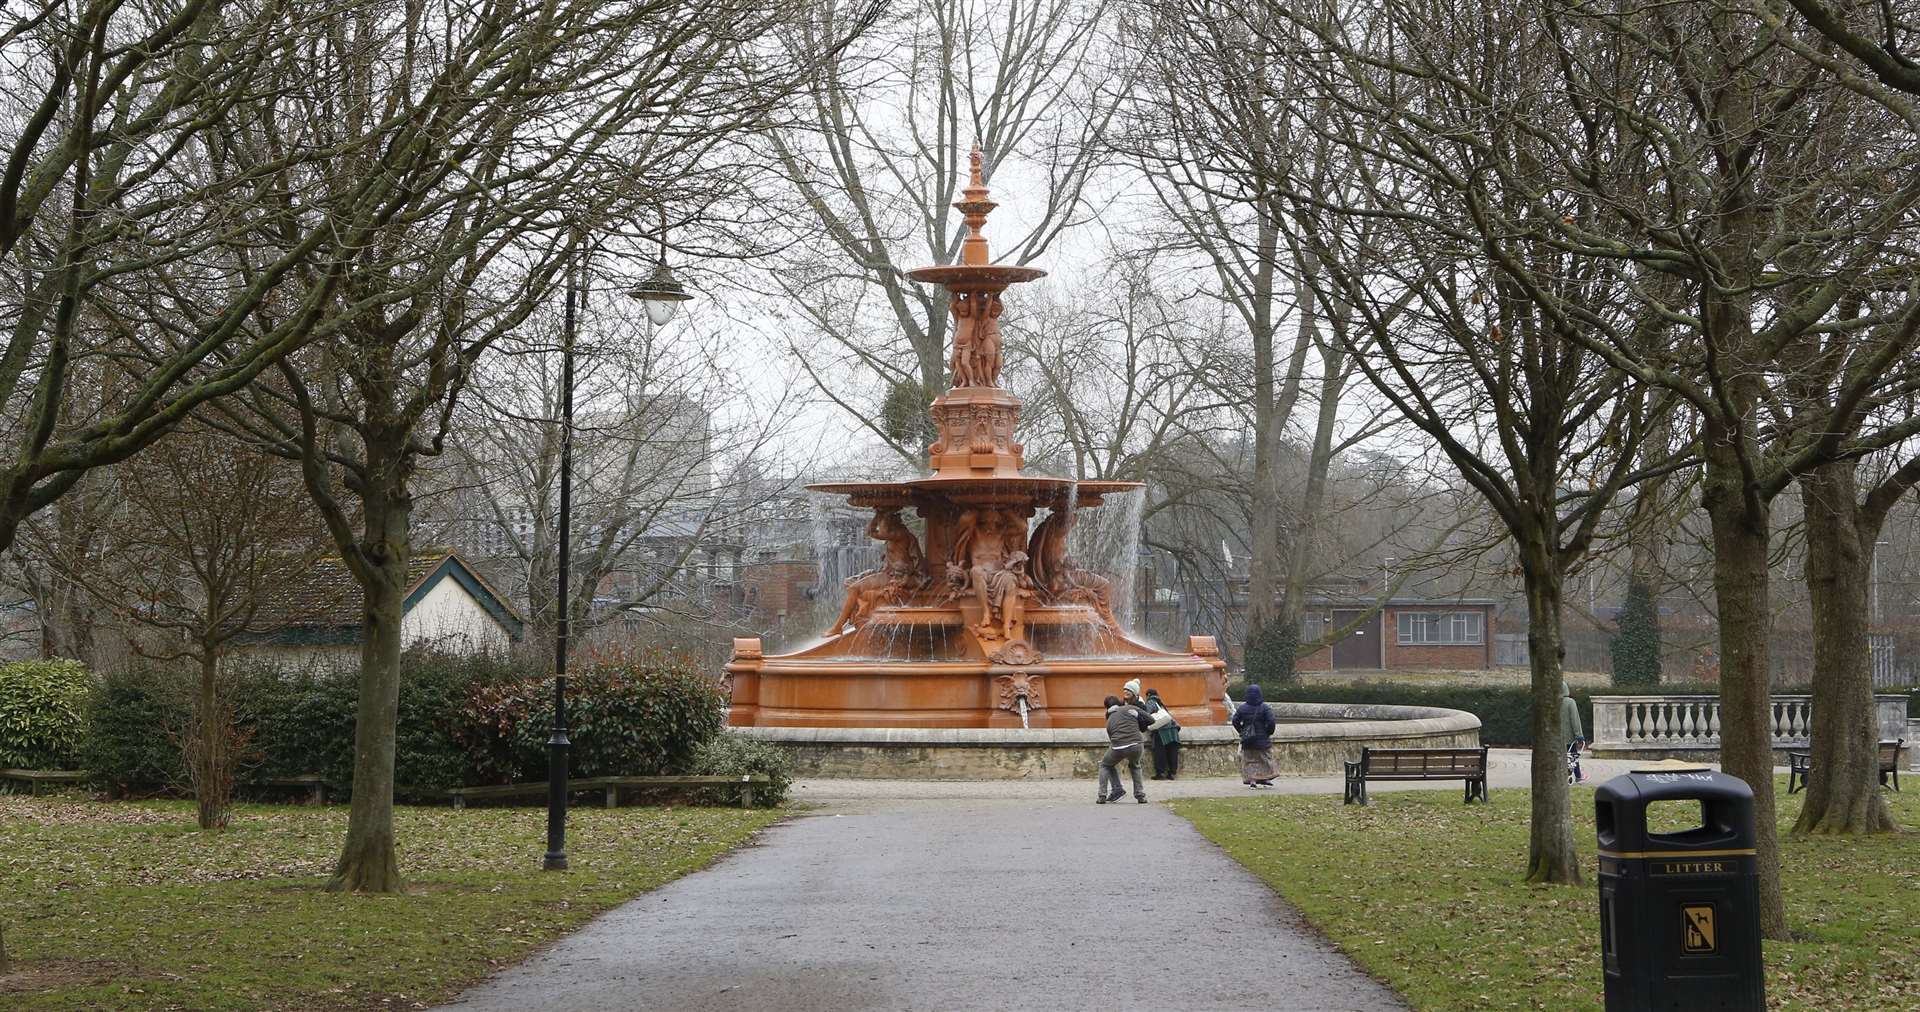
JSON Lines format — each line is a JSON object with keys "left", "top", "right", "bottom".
{"left": 730, "top": 701, "right": 1479, "bottom": 748}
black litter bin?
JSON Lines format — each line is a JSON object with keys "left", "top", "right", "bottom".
{"left": 1594, "top": 767, "right": 1764, "bottom": 1012}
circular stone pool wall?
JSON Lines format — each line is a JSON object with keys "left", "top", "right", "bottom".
{"left": 729, "top": 702, "right": 1481, "bottom": 780}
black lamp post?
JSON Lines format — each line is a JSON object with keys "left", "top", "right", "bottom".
{"left": 543, "top": 241, "right": 692, "bottom": 872}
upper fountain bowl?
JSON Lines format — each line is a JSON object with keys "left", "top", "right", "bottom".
{"left": 905, "top": 264, "right": 1049, "bottom": 287}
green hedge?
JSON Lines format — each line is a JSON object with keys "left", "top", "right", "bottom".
{"left": 0, "top": 659, "right": 94, "bottom": 769}
{"left": 1228, "top": 680, "right": 1728, "bottom": 747}
{"left": 77, "top": 667, "right": 188, "bottom": 792}
{"left": 75, "top": 647, "right": 753, "bottom": 804}
{"left": 455, "top": 650, "right": 727, "bottom": 783}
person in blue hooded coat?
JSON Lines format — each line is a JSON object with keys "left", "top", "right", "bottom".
{"left": 1232, "top": 683, "right": 1277, "bottom": 788}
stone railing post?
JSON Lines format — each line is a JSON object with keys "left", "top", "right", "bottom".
{"left": 1590, "top": 696, "right": 1628, "bottom": 749}
{"left": 1873, "top": 694, "right": 1908, "bottom": 742}
{"left": 1586, "top": 694, "right": 1841, "bottom": 753}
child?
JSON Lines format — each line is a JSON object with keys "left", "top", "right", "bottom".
{"left": 1097, "top": 694, "right": 1150, "bottom": 804}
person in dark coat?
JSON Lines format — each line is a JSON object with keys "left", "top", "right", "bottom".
{"left": 1141, "top": 687, "right": 1181, "bottom": 780}
{"left": 1232, "top": 683, "right": 1277, "bottom": 787}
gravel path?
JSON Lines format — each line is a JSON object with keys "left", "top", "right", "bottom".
{"left": 438, "top": 797, "right": 1409, "bottom": 1012}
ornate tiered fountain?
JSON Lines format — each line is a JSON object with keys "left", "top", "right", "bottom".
{"left": 726, "top": 151, "right": 1231, "bottom": 732}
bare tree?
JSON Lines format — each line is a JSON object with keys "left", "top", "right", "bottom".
{"left": 1259, "top": 0, "right": 1697, "bottom": 886}
{"left": 1113, "top": 0, "right": 1409, "bottom": 680}
{"left": 1280, "top": 0, "right": 1920, "bottom": 932}
{"left": 441, "top": 290, "right": 806, "bottom": 656}
{"left": 0, "top": 1, "right": 432, "bottom": 550}
{"left": 764, "top": 0, "right": 1121, "bottom": 463}
{"left": 58, "top": 427, "right": 325, "bottom": 829}
{"left": 210, "top": 0, "right": 878, "bottom": 893}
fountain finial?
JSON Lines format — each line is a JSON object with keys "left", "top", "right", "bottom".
{"left": 955, "top": 144, "right": 998, "bottom": 266}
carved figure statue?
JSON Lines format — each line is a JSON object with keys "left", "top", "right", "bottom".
{"left": 947, "top": 507, "right": 1036, "bottom": 640}
{"left": 1026, "top": 506, "right": 1119, "bottom": 629}
{"left": 973, "top": 292, "right": 1004, "bottom": 386}
{"left": 825, "top": 508, "right": 927, "bottom": 635}
{"left": 949, "top": 292, "right": 978, "bottom": 388}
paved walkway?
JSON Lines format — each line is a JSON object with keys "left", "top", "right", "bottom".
{"left": 441, "top": 797, "right": 1408, "bottom": 1011}
{"left": 440, "top": 749, "right": 1723, "bottom": 1011}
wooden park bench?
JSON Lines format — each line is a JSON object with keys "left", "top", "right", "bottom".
{"left": 1787, "top": 739, "right": 1903, "bottom": 795}
{"left": 0, "top": 768, "right": 88, "bottom": 796}
{"left": 262, "top": 774, "right": 329, "bottom": 806}
{"left": 1343, "top": 746, "right": 1490, "bottom": 805}
{"left": 446, "top": 774, "right": 771, "bottom": 810}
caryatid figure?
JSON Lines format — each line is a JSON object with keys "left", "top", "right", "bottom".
{"left": 973, "top": 292, "right": 1005, "bottom": 387}
{"left": 948, "top": 292, "right": 979, "bottom": 388}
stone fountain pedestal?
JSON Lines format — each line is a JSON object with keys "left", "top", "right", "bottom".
{"left": 729, "top": 148, "right": 1232, "bottom": 735}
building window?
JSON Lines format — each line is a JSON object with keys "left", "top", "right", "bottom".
{"left": 1396, "top": 610, "right": 1484, "bottom": 646}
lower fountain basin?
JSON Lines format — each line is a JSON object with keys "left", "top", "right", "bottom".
{"left": 730, "top": 701, "right": 1482, "bottom": 780}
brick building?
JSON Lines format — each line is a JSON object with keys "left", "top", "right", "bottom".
{"left": 1296, "top": 597, "right": 1496, "bottom": 671}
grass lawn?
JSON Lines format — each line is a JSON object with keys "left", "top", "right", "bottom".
{"left": 0, "top": 794, "right": 781, "bottom": 1010}
{"left": 1175, "top": 781, "right": 1919, "bottom": 1011}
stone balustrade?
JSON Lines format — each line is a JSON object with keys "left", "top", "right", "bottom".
{"left": 1590, "top": 694, "right": 1910, "bottom": 756}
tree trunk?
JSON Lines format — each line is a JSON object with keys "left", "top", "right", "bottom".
{"left": 1522, "top": 553, "right": 1581, "bottom": 884}
{"left": 1700, "top": 436, "right": 1790, "bottom": 939}
{"left": 327, "top": 493, "right": 409, "bottom": 894}
{"left": 1279, "top": 350, "right": 1344, "bottom": 667}
{"left": 193, "top": 651, "right": 228, "bottom": 832}
{"left": 1794, "top": 460, "right": 1898, "bottom": 835}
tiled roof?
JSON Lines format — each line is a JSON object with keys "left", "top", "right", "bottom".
{"left": 256, "top": 550, "right": 461, "bottom": 630}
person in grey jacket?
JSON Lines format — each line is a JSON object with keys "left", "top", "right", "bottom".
{"left": 1097, "top": 694, "right": 1150, "bottom": 804}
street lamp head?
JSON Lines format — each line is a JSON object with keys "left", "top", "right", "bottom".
{"left": 627, "top": 263, "right": 693, "bottom": 326}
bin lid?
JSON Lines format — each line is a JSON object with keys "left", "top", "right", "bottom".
{"left": 1594, "top": 768, "right": 1757, "bottom": 853}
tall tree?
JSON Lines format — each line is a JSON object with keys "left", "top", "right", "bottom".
{"left": 1114, "top": 0, "right": 1394, "bottom": 679}
{"left": 1271, "top": 0, "right": 1692, "bottom": 884}
{"left": 1307, "top": 0, "right": 1920, "bottom": 931}
{"left": 0, "top": 1, "right": 420, "bottom": 550}
{"left": 765, "top": 0, "right": 1120, "bottom": 463}
{"left": 217, "top": 0, "right": 878, "bottom": 892}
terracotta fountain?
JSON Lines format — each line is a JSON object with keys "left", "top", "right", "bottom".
{"left": 726, "top": 150, "right": 1231, "bottom": 730}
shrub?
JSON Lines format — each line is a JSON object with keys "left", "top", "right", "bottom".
{"left": 0, "top": 659, "right": 95, "bottom": 770}
{"left": 459, "top": 649, "right": 727, "bottom": 783}
{"left": 689, "top": 734, "right": 793, "bottom": 806}
{"left": 240, "top": 661, "right": 359, "bottom": 793}
{"left": 242, "top": 649, "right": 532, "bottom": 799}
{"left": 78, "top": 667, "right": 187, "bottom": 790}
{"left": 1610, "top": 578, "right": 1662, "bottom": 687}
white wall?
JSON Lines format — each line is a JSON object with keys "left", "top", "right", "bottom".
{"left": 400, "top": 574, "right": 514, "bottom": 655}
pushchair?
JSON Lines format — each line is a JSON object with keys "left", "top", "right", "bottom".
{"left": 1566, "top": 739, "right": 1585, "bottom": 784}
